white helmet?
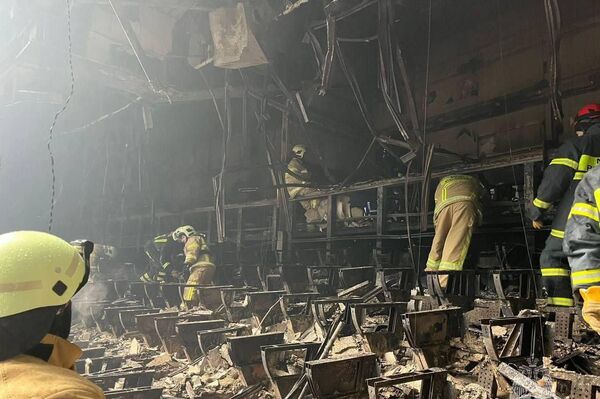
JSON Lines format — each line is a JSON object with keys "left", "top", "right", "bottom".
{"left": 292, "top": 144, "right": 307, "bottom": 159}
{"left": 172, "top": 225, "right": 198, "bottom": 240}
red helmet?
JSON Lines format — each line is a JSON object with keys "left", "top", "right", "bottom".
{"left": 577, "top": 103, "right": 600, "bottom": 119}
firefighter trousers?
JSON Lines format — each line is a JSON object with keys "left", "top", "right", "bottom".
{"left": 539, "top": 235, "right": 574, "bottom": 306}
{"left": 427, "top": 201, "right": 476, "bottom": 271}
{"left": 182, "top": 262, "right": 216, "bottom": 306}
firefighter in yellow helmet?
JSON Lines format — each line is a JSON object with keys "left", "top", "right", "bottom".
{"left": 0, "top": 231, "right": 105, "bottom": 399}
{"left": 285, "top": 144, "right": 354, "bottom": 226}
{"left": 172, "top": 225, "right": 215, "bottom": 307}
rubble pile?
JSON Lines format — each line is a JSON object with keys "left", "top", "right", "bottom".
{"left": 71, "top": 268, "right": 600, "bottom": 399}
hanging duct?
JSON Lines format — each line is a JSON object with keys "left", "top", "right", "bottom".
{"left": 209, "top": 3, "right": 268, "bottom": 69}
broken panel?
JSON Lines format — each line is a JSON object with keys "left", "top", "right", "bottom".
{"left": 305, "top": 353, "right": 378, "bottom": 399}
{"left": 480, "top": 315, "right": 545, "bottom": 364}
{"left": 135, "top": 311, "right": 178, "bottom": 347}
{"left": 426, "top": 270, "right": 476, "bottom": 309}
{"left": 366, "top": 368, "right": 447, "bottom": 399}
{"left": 227, "top": 332, "right": 285, "bottom": 385}
{"left": 350, "top": 302, "right": 407, "bottom": 356}
{"left": 376, "top": 267, "right": 414, "bottom": 302}
{"left": 550, "top": 369, "right": 600, "bottom": 399}
{"left": 281, "top": 264, "right": 313, "bottom": 293}
{"left": 176, "top": 319, "right": 226, "bottom": 360}
{"left": 261, "top": 342, "right": 321, "bottom": 399}
{"left": 88, "top": 369, "right": 155, "bottom": 391}
{"left": 401, "top": 307, "right": 463, "bottom": 368}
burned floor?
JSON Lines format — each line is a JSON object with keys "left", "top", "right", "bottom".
{"left": 5, "top": 0, "right": 600, "bottom": 398}
{"left": 71, "top": 264, "right": 600, "bottom": 399}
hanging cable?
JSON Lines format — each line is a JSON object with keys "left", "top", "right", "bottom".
{"left": 57, "top": 96, "right": 142, "bottom": 137}
{"left": 416, "top": 0, "right": 433, "bottom": 285}
{"left": 47, "top": 0, "right": 75, "bottom": 232}
{"left": 544, "top": 0, "right": 562, "bottom": 122}
{"left": 108, "top": 0, "right": 172, "bottom": 103}
{"left": 404, "top": 160, "right": 417, "bottom": 269}
{"left": 496, "top": 0, "right": 538, "bottom": 297}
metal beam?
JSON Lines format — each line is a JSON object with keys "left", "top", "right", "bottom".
{"left": 74, "top": 0, "right": 221, "bottom": 11}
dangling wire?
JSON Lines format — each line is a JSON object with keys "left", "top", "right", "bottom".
{"left": 48, "top": 0, "right": 75, "bottom": 232}
{"left": 416, "top": 0, "right": 433, "bottom": 286}
{"left": 496, "top": 0, "right": 538, "bottom": 297}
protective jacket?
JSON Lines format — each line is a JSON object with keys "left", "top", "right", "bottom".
{"left": 285, "top": 158, "right": 312, "bottom": 199}
{"left": 0, "top": 334, "right": 105, "bottom": 399}
{"left": 184, "top": 235, "right": 213, "bottom": 266}
{"left": 563, "top": 165, "right": 600, "bottom": 293}
{"left": 143, "top": 234, "right": 182, "bottom": 282}
{"left": 433, "top": 175, "right": 483, "bottom": 224}
{"left": 528, "top": 124, "right": 600, "bottom": 238}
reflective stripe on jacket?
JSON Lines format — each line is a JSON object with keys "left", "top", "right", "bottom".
{"left": 528, "top": 124, "right": 600, "bottom": 236}
{"left": 564, "top": 165, "right": 600, "bottom": 292}
{"left": 433, "top": 175, "right": 483, "bottom": 224}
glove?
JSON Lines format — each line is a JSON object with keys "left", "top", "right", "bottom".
{"left": 532, "top": 220, "right": 544, "bottom": 230}
{"left": 580, "top": 286, "right": 600, "bottom": 333}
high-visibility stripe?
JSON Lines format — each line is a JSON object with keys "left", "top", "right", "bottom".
{"left": 439, "top": 262, "right": 463, "bottom": 271}
{"left": 578, "top": 154, "right": 600, "bottom": 171}
{"left": 550, "top": 158, "right": 579, "bottom": 169}
{"left": 533, "top": 198, "right": 551, "bottom": 209}
{"left": 426, "top": 258, "right": 440, "bottom": 269}
{"left": 154, "top": 239, "right": 168, "bottom": 244}
{"left": 551, "top": 229, "right": 565, "bottom": 239}
{"left": 570, "top": 203, "right": 600, "bottom": 222}
{"left": 0, "top": 280, "right": 43, "bottom": 293}
{"left": 594, "top": 189, "right": 600, "bottom": 214}
{"left": 572, "top": 269, "right": 600, "bottom": 286}
{"left": 541, "top": 268, "right": 570, "bottom": 277}
{"left": 547, "top": 297, "right": 574, "bottom": 306}
{"left": 574, "top": 172, "right": 585, "bottom": 181}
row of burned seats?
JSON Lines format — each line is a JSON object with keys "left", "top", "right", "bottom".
{"left": 70, "top": 265, "right": 582, "bottom": 399}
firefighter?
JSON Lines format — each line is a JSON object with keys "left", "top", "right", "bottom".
{"left": 0, "top": 231, "right": 104, "bottom": 399}
{"left": 172, "top": 225, "right": 215, "bottom": 307}
{"left": 285, "top": 144, "right": 353, "bottom": 225}
{"left": 426, "top": 175, "right": 484, "bottom": 281}
{"left": 140, "top": 232, "right": 182, "bottom": 283}
{"left": 527, "top": 103, "right": 600, "bottom": 307}
{"left": 563, "top": 164, "right": 600, "bottom": 332}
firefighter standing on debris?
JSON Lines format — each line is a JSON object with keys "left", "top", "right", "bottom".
{"left": 564, "top": 164, "right": 600, "bottom": 333}
{"left": 285, "top": 144, "right": 354, "bottom": 226}
{"left": 426, "top": 175, "right": 484, "bottom": 280}
{"left": 172, "top": 225, "right": 215, "bottom": 307}
{"left": 0, "top": 231, "right": 105, "bottom": 399}
{"left": 527, "top": 104, "right": 600, "bottom": 307}
{"left": 140, "top": 232, "right": 183, "bottom": 283}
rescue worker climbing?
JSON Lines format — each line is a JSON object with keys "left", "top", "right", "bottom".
{"left": 527, "top": 103, "right": 600, "bottom": 307}
{"left": 140, "top": 232, "right": 182, "bottom": 283}
{"left": 563, "top": 164, "right": 600, "bottom": 333}
{"left": 0, "top": 231, "right": 105, "bottom": 399}
{"left": 172, "top": 225, "right": 215, "bottom": 307}
{"left": 285, "top": 144, "right": 354, "bottom": 225}
{"left": 426, "top": 175, "right": 484, "bottom": 278}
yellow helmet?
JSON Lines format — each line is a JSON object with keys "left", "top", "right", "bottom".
{"left": 0, "top": 231, "right": 87, "bottom": 318}
{"left": 172, "top": 225, "right": 198, "bottom": 240}
{"left": 292, "top": 144, "right": 307, "bottom": 158}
